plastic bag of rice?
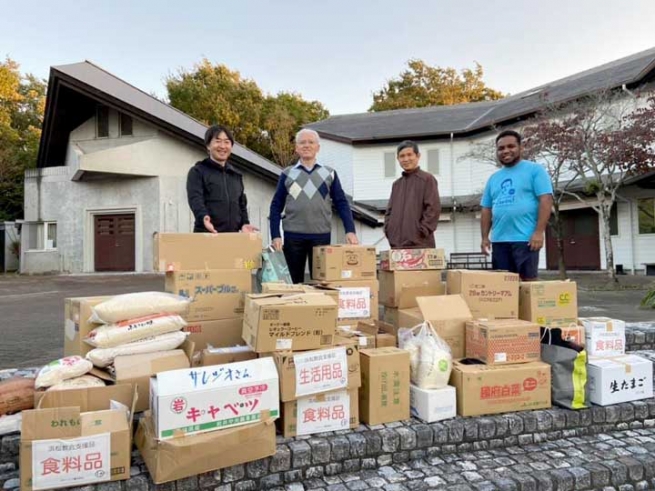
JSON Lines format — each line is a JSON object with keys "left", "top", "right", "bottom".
{"left": 47, "top": 375, "right": 106, "bottom": 391}
{"left": 90, "top": 292, "right": 190, "bottom": 324}
{"left": 398, "top": 321, "right": 452, "bottom": 389}
{"left": 35, "top": 356, "right": 93, "bottom": 389}
{"left": 86, "top": 331, "right": 188, "bottom": 367}
{"left": 84, "top": 313, "right": 187, "bottom": 348}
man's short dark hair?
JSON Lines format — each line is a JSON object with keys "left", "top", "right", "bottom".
{"left": 204, "top": 124, "right": 235, "bottom": 147}
{"left": 397, "top": 140, "right": 419, "bottom": 155}
{"left": 495, "top": 130, "right": 522, "bottom": 145}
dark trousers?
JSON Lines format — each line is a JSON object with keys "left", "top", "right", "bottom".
{"left": 492, "top": 242, "right": 540, "bottom": 280}
{"left": 284, "top": 237, "right": 331, "bottom": 284}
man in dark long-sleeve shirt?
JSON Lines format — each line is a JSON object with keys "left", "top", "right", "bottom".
{"left": 187, "top": 125, "right": 258, "bottom": 234}
{"left": 385, "top": 140, "right": 441, "bottom": 248}
{"left": 270, "top": 129, "right": 359, "bottom": 283}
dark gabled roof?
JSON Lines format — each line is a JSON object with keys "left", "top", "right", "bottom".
{"left": 308, "top": 46, "right": 655, "bottom": 143}
{"left": 356, "top": 193, "right": 483, "bottom": 212}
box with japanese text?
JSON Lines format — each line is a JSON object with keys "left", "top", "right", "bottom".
{"left": 280, "top": 388, "right": 359, "bottom": 438}
{"left": 579, "top": 317, "right": 626, "bottom": 357}
{"left": 465, "top": 319, "right": 541, "bottom": 365}
{"left": 379, "top": 270, "right": 445, "bottom": 309}
{"left": 410, "top": 384, "right": 456, "bottom": 423}
{"left": 450, "top": 360, "right": 551, "bottom": 416}
{"left": 200, "top": 345, "right": 257, "bottom": 367}
{"left": 154, "top": 232, "right": 262, "bottom": 272}
{"left": 380, "top": 248, "right": 446, "bottom": 271}
{"left": 274, "top": 345, "right": 360, "bottom": 401}
{"left": 415, "top": 295, "right": 474, "bottom": 359}
{"left": 587, "top": 354, "right": 653, "bottom": 406}
{"left": 20, "top": 384, "right": 136, "bottom": 491}
{"left": 136, "top": 412, "right": 275, "bottom": 484}
{"left": 312, "top": 245, "right": 377, "bottom": 281}
{"left": 357, "top": 320, "right": 398, "bottom": 348}
{"left": 360, "top": 347, "right": 410, "bottom": 425}
{"left": 519, "top": 281, "right": 578, "bottom": 327}
{"left": 150, "top": 357, "right": 279, "bottom": 440}
{"left": 165, "top": 270, "right": 251, "bottom": 322}
{"left": 64, "top": 296, "right": 112, "bottom": 357}
{"left": 243, "top": 293, "right": 337, "bottom": 352}
{"left": 315, "top": 279, "right": 379, "bottom": 321}
{"left": 183, "top": 318, "right": 244, "bottom": 351}
{"left": 261, "top": 283, "right": 340, "bottom": 305}
{"left": 446, "top": 270, "right": 519, "bottom": 319}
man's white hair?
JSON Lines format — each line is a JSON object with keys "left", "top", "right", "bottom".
{"left": 295, "top": 128, "right": 320, "bottom": 144}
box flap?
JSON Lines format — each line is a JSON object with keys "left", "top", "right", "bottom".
{"left": 249, "top": 293, "right": 336, "bottom": 307}
{"left": 21, "top": 407, "right": 82, "bottom": 441}
{"left": 114, "top": 349, "right": 189, "bottom": 379}
{"left": 37, "top": 384, "right": 135, "bottom": 412}
{"left": 417, "top": 295, "right": 472, "bottom": 321}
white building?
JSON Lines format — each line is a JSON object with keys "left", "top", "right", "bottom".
{"left": 308, "top": 47, "right": 655, "bottom": 273}
{"left": 21, "top": 62, "right": 378, "bottom": 274}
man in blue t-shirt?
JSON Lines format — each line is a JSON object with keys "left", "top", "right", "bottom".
{"left": 480, "top": 130, "right": 553, "bottom": 280}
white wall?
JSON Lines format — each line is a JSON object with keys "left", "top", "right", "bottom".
{"left": 318, "top": 139, "right": 354, "bottom": 195}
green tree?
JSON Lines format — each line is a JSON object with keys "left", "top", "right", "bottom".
{"left": 370, "top": 60, "right": 504, "bottom": 112}
{"left": 0, "top": 58, "right": 46, "bottom": 221}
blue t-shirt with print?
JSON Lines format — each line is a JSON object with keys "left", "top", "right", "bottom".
{"left": 481, "top": 160, "right": 553, "bottom": 242}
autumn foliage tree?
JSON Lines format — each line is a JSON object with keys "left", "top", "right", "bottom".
{"left": 370, "top": 60, "right": 504, "bottom": 112}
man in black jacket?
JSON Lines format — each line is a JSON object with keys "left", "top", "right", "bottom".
{"left": 187, "top": 125, "right": 258, "bottom": 233}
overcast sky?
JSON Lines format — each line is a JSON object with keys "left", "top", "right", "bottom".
{"left": 2, "top": 0, "right": 654, "bottom": 115}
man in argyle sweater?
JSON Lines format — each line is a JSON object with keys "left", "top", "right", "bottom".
{"left": 270, "top": 129, "right": 359, "bottom": 284}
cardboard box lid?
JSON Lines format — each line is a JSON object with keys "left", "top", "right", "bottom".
{"left": 416, "top": 295, "right": 473, "bottom": 321}
{"left": 588, "top": 354, "right": 652, "bottom": 368}
{"left": 113, "top": 339, "right": 194, "bottom": 379}
{"left": 247, "top": 293, "right": 336, "bottom": 307}
{"left": 469, "top": 318, "right": 538, "bottom": 329}
{"left": 360, "top": 347, "right": 408, "bottom": 358}
{"left": 453, "top": 359, "right": 549, "bottom": 374}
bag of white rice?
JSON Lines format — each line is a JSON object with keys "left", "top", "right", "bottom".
{"left": 90, "top": 292, "right": 190, "bottom": 324}
{"left": 84, "top": 314, "right": 187, "bottom": 348}
{"left": 47, "top": 375, "right": 106, "bottom": 391}
{"left": 35, "top": 356, "right": 93, "bottom": 389}
{"left": 86, "top": 331, "right": 188, "bottom": 367}
{"left": 398, "top": 322, "right": 452, "bottom": 389}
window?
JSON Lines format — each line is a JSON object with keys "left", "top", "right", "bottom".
{"left": 426, "top": 149, "right": 440, "bottom": 174}
{"left": 384, "top": 152, "right": 396, "bottom": 178}
{"left": 97, "top": 106, "right": 109, "bottom": 138}
{"left": 609, "top": 204, "right": 618, "bottom": 236}
{"left": 120, "top": 113, "right": 133, "bottom": 136}
{"left": 638, "top": 198, "right": 655, "bottom": 234}
{"left": 28, "top": 222, "right": 57, "bottom": 250}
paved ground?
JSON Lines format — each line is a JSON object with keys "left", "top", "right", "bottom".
{"left": 0, "top": 273, "right": 653, "bottom": 369}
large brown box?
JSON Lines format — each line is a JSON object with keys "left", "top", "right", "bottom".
{"left": 183, "top": 318, "right": 244, "bottom": 351}
{"left": 312, "top": 245, "right": 377, "bottom": 281}
{"left": 450, "top": 360, "right": 551, "bottom": 416}
{"left": 519, "top": 281, "right": 578, "bottom": 328}
{"left": 280, "top": 389, "right": 359, "bottom": 438}
{"left": 153, "top": 232, "right": 262, "bottom": 271}
{"left": 243, "top": 293, "right": 337, "bottom": 352}
{"left": 165, "top": 270, "right": 251, "bottom": 322}
{"left": 64, "top": 296, "right": 111, "bottom": 357}
{"left": 359, "top": 347, "right": 410, "bottom": 425}
{"left": 466, "top": 319, "right": 541, "bottom": 365}
{"left": 379, "top": 270, "right": 445, "bottom": 308}
{"left": 446, "top": 270, "right": 519, "bottom": 319}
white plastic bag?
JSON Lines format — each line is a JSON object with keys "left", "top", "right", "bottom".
{"left": 47, "top": 375, "right": 106, "bottom": 391}
{"left": 91, "top": 292, "right": 190, "bottom": 324}
{"left": 0, "top": 413, "right": 22, "bottom": 435}
{"left": 35, "top": 356, "right": 93, "bottom": 389}
{"left": 85, "top": 314, "right": 187, "bottom": 349}
{"left": 398, "top": 321, "right": 452, "bottom": 389}
{"left": 86, "top": 331, "right": 188, "bottom": 367}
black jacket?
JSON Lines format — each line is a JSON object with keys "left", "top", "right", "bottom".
{"left": 186, "top": 158, "right": 250, "bottom": 233}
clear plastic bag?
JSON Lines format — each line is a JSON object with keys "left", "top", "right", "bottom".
{"left": 90, "top": 292, "right": 191, "bottom": 324}
{"left": 398, "top": 321, "right": 453, "bottom": 389}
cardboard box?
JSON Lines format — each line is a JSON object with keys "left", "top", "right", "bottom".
{"left": 200, "top": 346, "right": 257, "bottom": 367}
{"left": 519, "top": 281, "right": 578, "bottom": 327}
{"left": 315, "top": 279, "right": 379, "bottom": 321}
{"left": 313, "top": 245, "right": 377, "bottom": 281}
{"left": 165, "top": 270, "right": 251, "bottom": 322}
{"left": 20, "top": 385, "right": 135, "bottom": 491}
{"left": 243, "top": 293, "right": 337, "bottom": 352}
{"left": 275, "top": 344, "right": 360, "bottom": 402}
{"left": 280, "top": 388, "right": 359, "bottom": 438}
{"left": 587, "top": 354, "right": 653, "bottom": 406}
{"left": 384, "top": 306, "right": 424, "bottom": 330}
{"left": 379, "top": 270, "right": 445, "bottom": 308}
{"left": 64, "top": 296, "right": 112, "bottom": 357}
{"left": 360, "top": 347, "right": 410, "bottom": 425}
{"left": 380, "top": 248, "right": 446, "bottom": 271}
{"left": 415, "top": 295, "right": 474, "bottom": 359}
{"left": 579, "top": 317, "right": 626, "bottom": 357}
{"left": 466, "top": 319, "right": 541, "bottom": 365}
{"left": 336, "top": 330, "right": 376, "bottom": 349}
{"left": 136, "top": 413, "right": 276, "bottom": 484}
{"left": 183, "top": 318, "right": 244, "bottom": 351}
{"left": 446, "top": 270, "right": 519, "bottom": 319}
{"left": 410, "top": 385, "right": 456, "bottom": 423}
{"left": 150, "top": 357, "right": 279, "bottom": 440}
{"left": 154, "top": 233, "right": 262, "bottom": 272}
{"left": 450, "top": 360, "right": 551, "bottom": 416}
{"left": 261, "top": 283, "right": 340, "bottom": 305}
{"left": 356, "top": 320, "right": 397, "bottom": 348}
